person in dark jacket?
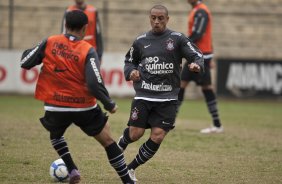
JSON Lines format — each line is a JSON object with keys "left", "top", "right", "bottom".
{"left": 117, "top": 5, "right": 204, "bottom": 182}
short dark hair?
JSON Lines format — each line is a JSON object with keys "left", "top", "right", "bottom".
{"left": 150, "top": 5, "right": 169, "bottom": 16}
{"left": 65, "top": 10, "right": 88, "bottom": 31}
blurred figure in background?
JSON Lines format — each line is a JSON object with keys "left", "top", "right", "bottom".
{"left": 62, "top": 0, "right": 103, "bottom": 61}
{"left": 117, "top": 5, "right": 204, "bottom": 182}
{"left": 178, "top": 0, "right": 223, "bottom": 133}
{"left": 21, "top": 10, "right": 134, "bottom": 184}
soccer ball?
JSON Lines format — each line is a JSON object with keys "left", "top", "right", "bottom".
{"left": 50, "top": 158, "right": 69, "bottom": 182}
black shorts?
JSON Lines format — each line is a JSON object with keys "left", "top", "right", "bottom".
{"left": 127, "top": 99, "right": 178, "bottom": 132}
{"left": 40, "top": 105, "right": 108, "bottom": 137}
{"left": 181, "top": 58, "right": 212, "bottom": 86}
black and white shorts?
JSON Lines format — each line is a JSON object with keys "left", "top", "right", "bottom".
{"left": 127, "top": 99, "right": 178, "bottom": 132}
{"left": 40, "top": 105, "right": 108, "bottom": 137}
{"left": 181, "top": 58, "right": 212, "bottom": 86}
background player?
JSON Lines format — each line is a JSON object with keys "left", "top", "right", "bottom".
{"left": 62, "top": 0, "right": 103, "bottom": 61}
{"left": 178, "top": 0, "right": 223, "bottom": 134}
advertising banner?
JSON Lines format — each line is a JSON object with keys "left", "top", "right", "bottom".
{"left": 217, "top": 59, "right": 282, "bottom": 98}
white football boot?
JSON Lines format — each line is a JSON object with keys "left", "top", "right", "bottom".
{"left": 128, "top": 169, "right": 138, "bottom": 182}
{"left": 200, "top": 126, "right": 224, "bottom": 134}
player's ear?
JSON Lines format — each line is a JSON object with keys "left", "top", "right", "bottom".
{"left": 64, "top": 23, "right": 68, "bottom": 31}
{"left": 81, "top": 24, "right": 87, "bottom": 35}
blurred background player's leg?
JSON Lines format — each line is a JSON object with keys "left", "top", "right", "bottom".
{"left": 200, "top": 87, "right": 223, "bottom": 133}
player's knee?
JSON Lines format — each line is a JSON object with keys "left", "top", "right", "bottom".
{"left": 201, "top": 85, "right": 213, "bottom": 91}
{"left": 94, "top": 125, "right": 115, "bottom": 147}
{"left": 103, "top": 138, "right": 115, "bottom": 147}
{"left": 97, "top": 135, "right": 115, "bottom": 148}
{"left": 130, "top": 132, "right": 143, "bottom": 141}
{"left": 129, "top": 127, "right": 145, "bottom": 141}
{"left": 180, "top": 81, "right": 188, "bottom": 88}
{"left": 150, "top": 133, "right": 166, "bottom": 144}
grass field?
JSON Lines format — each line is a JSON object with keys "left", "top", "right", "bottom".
{"left": 0, "top": 95, "right": 282, "bottom": 184}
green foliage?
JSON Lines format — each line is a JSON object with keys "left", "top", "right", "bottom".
{"left": 0, "top": 95, "right": 282, "bottom": 183}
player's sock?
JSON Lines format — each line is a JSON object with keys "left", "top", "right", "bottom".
{"left": 118, "top": 128, "right": 133, "bottom": 151}
{"left": 50, "top": 135, "right": 77, "bottom": 173}
{"left": 202, "top": 89, "right": 221, "bottom": 127}
{"left": 178, "top": 88, "right": 185, "bottom": 102}
{"left": 128, "top": 138, "right": 160, "bottom": 170}
{"left": 105, "top": 142, "right": 133, "bottom": 184}
{"left": 176, "top": 88, "right": 185, "bottom": 113}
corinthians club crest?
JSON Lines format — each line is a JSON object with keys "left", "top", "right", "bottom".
{"left": 166, "top": 38, "right": 175, "bottom": 51}
{"left": 131, "top": 107, "right": 139, "bottom": 121}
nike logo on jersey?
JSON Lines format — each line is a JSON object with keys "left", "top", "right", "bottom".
{"left": 54, "top": 67, "right": 68, "bottom": 73}
{"left": 144, "top": 44, "right": 151, "bottom": 48}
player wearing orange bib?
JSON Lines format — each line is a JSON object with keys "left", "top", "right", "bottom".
{"left": 62, "top": 0, "right": 103, "bottom": 61}
{"left": 21, "top": 10, "right": 135, "bottom": 184}
{"left": 178, "top": 0, "right": 223, "bottom": 134}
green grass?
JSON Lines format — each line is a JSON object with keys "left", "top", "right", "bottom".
{"left": 0, "top": 95, "right": 282, "bottom": 184}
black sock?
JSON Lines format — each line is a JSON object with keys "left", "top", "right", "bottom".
{"left": 176, "top": 88, "right": 185, "bottom": 113}
{"left": 50, "top": 135, "right": 77, "bottom": 173}
{"left": 105, "top": 142, "right": 133, "bottom": 184}
{"left": 202, "top": 89, "right": 221, "bottom": 127}
{"left": 178, "top": 88, "right": 185, "bottom": 102}
{"left": 128, "top": 138, "right": 160, "bottom": 170}
{"left": 118, "top": 128, "right": 133, "bottom": 151}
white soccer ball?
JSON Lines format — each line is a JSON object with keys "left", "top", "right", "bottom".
{"left": 50, "top": 158, "right": 69, "bottom": 182}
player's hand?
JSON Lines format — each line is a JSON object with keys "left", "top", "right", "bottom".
{"left": 109, "top": 104, "right": 118, "bottom": 114}
{"left": 188, "top": 63, "right": 200, "bottom": 73}
{"left": 129, "top": 70, "right": 141, "bottom": 82}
